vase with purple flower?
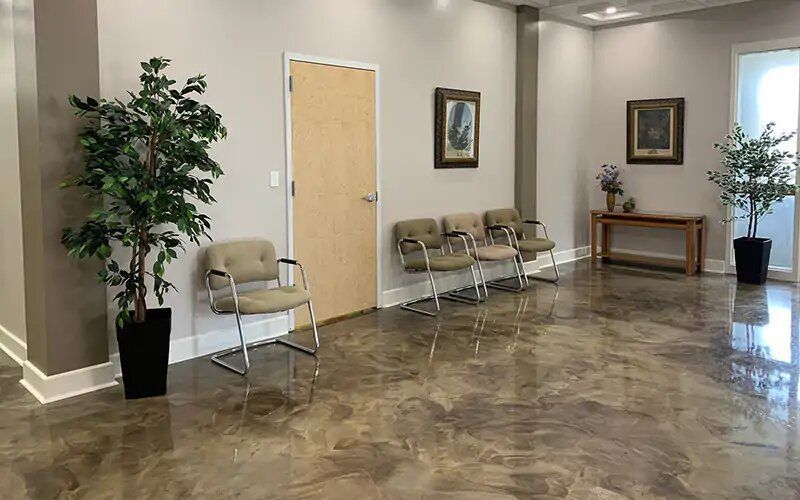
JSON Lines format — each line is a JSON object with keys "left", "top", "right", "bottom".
{"left": 597, "top": 164, "right": 624, "bottom": 211}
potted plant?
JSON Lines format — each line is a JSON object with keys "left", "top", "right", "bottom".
{"left": 597, "top": 164, "right": 624, "bottom": 211}
{"left": 61, "top": 57, "right": 227, "bottom": 398}
{"left": 708, "top": 123, "right": 798, "bottom": 285}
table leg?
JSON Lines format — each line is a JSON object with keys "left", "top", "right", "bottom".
{"left": 590, "top": 215, "right": 598, "bottom": 263}
{"left": 698, "top": 223, "right": 705, "bottom": 273}
{"left": 685, "top": 221, "right": 696, "bottom": 276}
{"left": 601, "top": 222, "right": 611, "bottom": 258}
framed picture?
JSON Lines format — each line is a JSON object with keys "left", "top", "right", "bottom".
{"left": 627, "top": 98, "right": 685, "bottom": 165}
{"left": 434, "top": 88, "right": 480, "bottom": 169}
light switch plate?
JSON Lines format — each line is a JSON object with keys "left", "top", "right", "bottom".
{"left": 270, "top": 171, "right": 280, "bottom": 188}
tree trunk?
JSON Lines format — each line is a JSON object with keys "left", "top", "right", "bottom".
{"left": 134, "top": 230, "right": 147, "bottom": 323}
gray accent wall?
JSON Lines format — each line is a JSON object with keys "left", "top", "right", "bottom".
{"left": 515, "top": 5, "right": 539, "bottom": 222}
{"left": 13, "top": 0, "right": 107, "bottom": 375}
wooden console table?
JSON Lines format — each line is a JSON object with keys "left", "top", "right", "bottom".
{"left": 590, "top": 210, "right": 706, "bottom": 275}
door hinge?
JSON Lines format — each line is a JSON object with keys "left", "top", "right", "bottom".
{"left": 291, "top": 180, "right": 295, "bottom": 197}
{"left": 288, "top": 75, "right": 293, "bottom": 92}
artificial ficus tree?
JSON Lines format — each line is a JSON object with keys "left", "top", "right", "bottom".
{"left": 62, "top": 57, "right": 227, "bottom": 326}
{"left": 708, "top": 123, "right": 798, "bottom": 238}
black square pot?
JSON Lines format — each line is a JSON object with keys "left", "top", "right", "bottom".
{"left": 116, "top": 308, "right": 172, "bottom": 399}
{"left": 733, "top": 237, "right": 772, "bottom": 285}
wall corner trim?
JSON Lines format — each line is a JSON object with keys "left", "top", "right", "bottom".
{"left": 20, "top": 360, "right": 117, "bottom": 404}
{"left": 0, "top": 324, "right": 26, "bottom": 365}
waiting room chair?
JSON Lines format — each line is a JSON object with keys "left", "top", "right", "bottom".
{"left": 442, "top": 212, "right": 526, "bottom": 294}
{"left": 484, "top": 208, "right": 559, "bottom": 284}
{"left": 395, "top": 218, "right": 482, "bottom": 316}
{"left": 204, "top": 240, "right": 320, "bottom": 375}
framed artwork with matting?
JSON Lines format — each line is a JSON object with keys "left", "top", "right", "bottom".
{"left": 434, "top": 88, "right": 481, "bottom": 169}
{"left": 627, "top": 98, "right": 685, "bottom": 165}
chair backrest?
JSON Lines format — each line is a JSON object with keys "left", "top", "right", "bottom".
{"left": 204, "top": 240, "right": 279, "bottom": 290}
{"left": 442, "top": 212, "right": 485, "bottom": 242}
{"left": 395, "top": 218, "right": 442, "bottom": 254}
{"left": 484, "top": 208, "right": 525, "bottom": 237}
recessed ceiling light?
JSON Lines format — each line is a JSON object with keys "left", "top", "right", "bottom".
{"left": 605, "top": 6, "right": 618, "bottom": 14}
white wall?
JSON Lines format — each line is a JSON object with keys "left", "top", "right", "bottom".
{"left": 536, "top": 16, "right": 593, "bottom": 251}
{"left": 97, "top": 0, "right": 517, "bottom": 345}
{"left": 590, "top": 0, "right": 800, "bottom": 261}
{"left": 0, "top": 0, "right": 25, "bottom": 343}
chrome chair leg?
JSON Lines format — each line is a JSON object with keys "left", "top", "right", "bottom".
{"left": 486, "top": 256, "right": 527, "bottom": 293}
{"left": 212, "top": 308, "right": 251, "bottom": 375}
{"left": 212, "top": 300, "right": 320, "bottom": 376}
{"left": 401, "top": 269, "right": 442, "bottom": 316}
{"left": 529, "top": 249, "right": 560, "bottom": 284}
{"left": 446, "top": 265, "right": 483, "bottom": 304}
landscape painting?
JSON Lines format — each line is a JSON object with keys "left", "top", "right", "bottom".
{"left": 435, "top": 88, "right": 481, "bottom": 168}
{"left": 627, "top": 98, "right": 685, "bottom": 164}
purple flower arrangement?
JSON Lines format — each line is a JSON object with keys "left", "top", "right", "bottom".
{"left": 597, "top": 164, "right": 624, "bottom": 195}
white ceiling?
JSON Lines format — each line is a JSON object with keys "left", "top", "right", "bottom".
{"left": 499, "top": 0, "right": 756, "bottom": 27}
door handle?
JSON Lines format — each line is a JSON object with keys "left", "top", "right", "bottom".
{"left": 363, "top": 192, "right": 378, "bottom": 203}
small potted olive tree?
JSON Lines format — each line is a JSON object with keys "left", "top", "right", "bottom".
{"left": 62, "top": 58, "right": 227, "bottom": 398}
{"left": 708, "top": 123, "right": 798, "bottom": 285}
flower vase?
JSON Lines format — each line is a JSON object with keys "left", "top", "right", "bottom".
{"left": 606, "top": 192, "right": 616, "bottom": 211}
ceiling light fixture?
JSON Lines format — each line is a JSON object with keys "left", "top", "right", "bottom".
{"left": 605, "top": 6, "right": 618, "bottom": 14}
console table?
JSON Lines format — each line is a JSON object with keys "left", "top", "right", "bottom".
{"left": 590, "top": 210, "right": 706, "bottom": 275}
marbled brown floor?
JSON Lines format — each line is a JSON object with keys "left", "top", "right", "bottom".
{"left": 2, "top": 260, "right": 800, "bottom": 498}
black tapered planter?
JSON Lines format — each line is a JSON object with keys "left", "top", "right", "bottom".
{"left": 733, "top": 237, "right": 772, "bottom": 285}
{"left": 116, "top": 308, "right": 172, "bottom": 399}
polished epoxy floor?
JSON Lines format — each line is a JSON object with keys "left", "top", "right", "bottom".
{"left": 2, "top": 260, "right": 800, "bottom": 498}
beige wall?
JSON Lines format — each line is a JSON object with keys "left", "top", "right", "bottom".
{"left": 536, "top": 16, "right": 593, "bottom": 251}
{"left": 0, "top": 0, "right": 25, "bottom": 342}
{"left": 97, "top": 0, "right": 518, "bottom": 343}
{"left": 590, "top": 0, "right": 800, "bottom": 261}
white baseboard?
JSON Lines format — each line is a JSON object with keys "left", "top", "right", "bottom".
{"left": 602, "top": 247, "right": 726, "bottom": 274}
{"left": 109, "top": 314, "right": 290, "bottom": 378}
{"left": 382, "top": 246, "right": 590, "bottom": 308}
{"left": 20, "top": 360, "right": 118, "bottom": 404}
{"left": 0, "top": 324, "right": 26, "bottom": 365}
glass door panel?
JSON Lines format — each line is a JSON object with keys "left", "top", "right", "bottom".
{"left": 734, "top": 48, "right": 800, "bottom": 274}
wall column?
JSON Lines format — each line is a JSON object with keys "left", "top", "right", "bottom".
{"left": 13, "top": 0, "right": 113, "bottom": 403}
{"left": 515, "top": 5, "right": 539, "bottom": 221}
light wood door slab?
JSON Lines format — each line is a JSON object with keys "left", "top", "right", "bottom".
{"left": 290, "top": 61, "right": 377, "bottom": 327}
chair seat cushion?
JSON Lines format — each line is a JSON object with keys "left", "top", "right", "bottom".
{"left": 214, "top": 286, "right": 311, "bottom": 315}
{"left": 470, "top": 244, "right": 518, "bottom": 261}
{"left": 517, "top": 238, "right": 556, "bottom": 253}
{"left": 405, "top": 253, "right": 475, "bottom": 271}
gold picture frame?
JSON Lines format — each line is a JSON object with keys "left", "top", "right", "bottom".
{"left": 627, "top": 98, "right": 685, "bottom": 165}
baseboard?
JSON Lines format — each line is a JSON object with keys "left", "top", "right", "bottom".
{"left": 603, "top": 247, "right": 726, "bottom": 274}
{"left": 109, "top": 314, "right": 290, "bottom": 378}
{"left": 20, "top": 360, "right": 118, "bottom": 404}
{"left": 382, "top": 245, "right": 590, "bottom": 308}
{"left": 0, "top": 324, "right": 26, "bottom": 365}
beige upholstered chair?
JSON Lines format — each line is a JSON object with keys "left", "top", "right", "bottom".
{"left": 484, "top": 208, "right": 559, "bottom": 284}
{"left": 442, "top": 212, "right": 525, "bottom": 295}
{"left": 395, "top": 218, "right": 482, "bottom": 316}
{"left": 204, "top": 240, "right": 319, "bottom": 375}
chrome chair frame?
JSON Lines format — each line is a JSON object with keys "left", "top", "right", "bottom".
{"left": 397, "top": 235, "right": 482, "bottom": 316}
{"left": 471, "top": 225, "right": 526, "bottom": 293}
{"left": 489, "top": 220, "right": 559, "bottom": 285}
{"left": 205, "top": 258, "right": 320, "bottom": 376}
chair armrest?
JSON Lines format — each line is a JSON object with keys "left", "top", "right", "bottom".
{"left": 207, "top": 269, "right": 231, "bottom": 278}
{"left": 205, "top": 269, "right": 238, "bottom": 315}
{"left": 442, "top": 232, "right": 472, "bottom": 255}
{"left": 277, "top": 258, "right": 310, "bottom": 290}
{"left": 524, "top": 219, "right": 550, "bottom": 238}
{"left": 397, "top": 238, "right": 431, "bottom": 272}
{"left": 485, "top": 224, "right": 520, "bottom": 248}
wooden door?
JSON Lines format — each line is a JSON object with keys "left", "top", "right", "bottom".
{"left": 290, "top": 60, "right": 377, "bottom": 327}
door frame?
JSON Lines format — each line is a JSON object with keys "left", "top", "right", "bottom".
{"left": 726, "top": 37, "right": 800, "bottom": 282}
{"left": 282, "top": 52, "right": 383, "bottom": 329}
